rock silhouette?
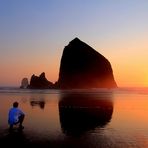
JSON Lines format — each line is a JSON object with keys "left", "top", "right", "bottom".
{"left": 28, "top": 72, "right": 54, "bottom": 89}
{"left": 59, "top": 92, "right": 113, "bottom": 136}
{"left": 57, "top": 38, "right": 117, "bottom": 89}
{"left": 25, "top": 38, "right": 117, "bottom": 89}
{"left": 30, "top": 100, "right": 45, "bottom": 109}
{"left": 20, "top": 78, "right": 29, "bottom": 89}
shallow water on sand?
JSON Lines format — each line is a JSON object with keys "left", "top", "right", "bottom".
{"left": 0, "top": 87, "right": 148, "bottom": 148}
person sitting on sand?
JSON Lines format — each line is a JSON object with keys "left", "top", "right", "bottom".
{"left": 8, "top": 101, "right": 25, "bottom": 130}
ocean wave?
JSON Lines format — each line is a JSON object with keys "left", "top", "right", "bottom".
{"left": 0, "top": 87, "right": 148, "bottom": 95}
{"left": 0, "top": 87, "right": 60, "bottom": 94}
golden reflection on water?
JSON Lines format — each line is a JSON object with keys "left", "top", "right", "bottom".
{"left": 0, "top": 93, "right": 61, "bottom": 138}
{"left": 112, "top": 93, "right": 148, "bottom": 129}
{"left": 0, "top": 89, "right": 148, "bottom": 147}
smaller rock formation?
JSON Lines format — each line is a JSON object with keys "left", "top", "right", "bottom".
{"left": 28, "top": 72, "right": 54, "bottom": 89}
{"left": 20, "top": 78, "right": 29, "bottom": 89}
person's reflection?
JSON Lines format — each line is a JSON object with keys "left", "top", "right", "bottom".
{"left": 59, "top": 92, "right": 113, "bottom": 136}
{"left": 30, "top": 98, "right": 45, "bottom": 109}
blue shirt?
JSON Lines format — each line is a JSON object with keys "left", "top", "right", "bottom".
{"left": 8, "top": 107, "right": 24, "bottom": 125}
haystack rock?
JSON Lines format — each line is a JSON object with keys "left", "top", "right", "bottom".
{"left": 20, "top": 78, "right": 29, "bottom": 88}
{"left": 28, "top": 72, "right": 54, "bottom": 89}
{"left": 57, "top": 38, "right": 117, "bottom": 89}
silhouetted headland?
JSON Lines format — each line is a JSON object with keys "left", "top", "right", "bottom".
{"left": 24, "top": 38, "right": 117, "bottom": 89}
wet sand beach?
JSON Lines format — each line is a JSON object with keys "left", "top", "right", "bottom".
{"left": 0, "top": 88, "right": 148, "bottom": 148}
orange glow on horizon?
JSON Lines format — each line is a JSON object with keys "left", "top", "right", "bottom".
{"left": 0, "top": 44, "right": 148, "bottom": 87}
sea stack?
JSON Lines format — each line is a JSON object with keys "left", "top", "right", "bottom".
{"left": 28, "top": 72, "right": 54, "bottom": 89}
{"left": 20, "top": 78, "right": 29, "bottom": 88}
{"left": 57, "top": 38, "right": 117, "bottom": 89}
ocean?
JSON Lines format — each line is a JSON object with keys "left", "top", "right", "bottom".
{"left": 0, "top": 87, "right": 148, "bottom": 148}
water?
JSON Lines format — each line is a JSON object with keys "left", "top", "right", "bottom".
{"left": 0, "top": 87, "right": 148, "bottom": 148}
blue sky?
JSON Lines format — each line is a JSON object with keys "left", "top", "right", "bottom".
{"left": 0, "top": 0, "right": 148, "bottom": 86}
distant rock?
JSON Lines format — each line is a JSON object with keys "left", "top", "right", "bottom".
{"left": 30, "top": 100, "right": 45, "bottom": 109}
{"left": 20, "top": 78, "right": 29, "bottom": 89}
{"left": 28, "top": 72, "right": 54, "bottom": 89}
{"left": 57, "top": 38, "right": 117, "bottom": 89}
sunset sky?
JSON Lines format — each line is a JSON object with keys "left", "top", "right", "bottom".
{"left": 0, "top": 0, "right": 148, "bottom": 87}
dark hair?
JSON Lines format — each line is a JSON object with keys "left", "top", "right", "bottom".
{"left": 13, "top": 102, "right": 19, "bottom": 108}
